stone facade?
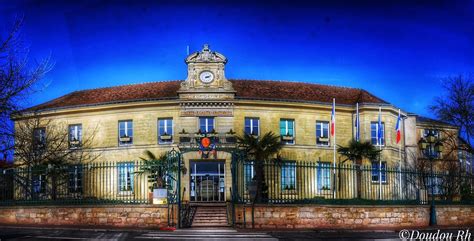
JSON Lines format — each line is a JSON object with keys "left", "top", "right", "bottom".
{"left": 0, "top": 204, "right": 472, "bottom": 229}
{"left": 234, "top": 204, "right": 474, "bottom": 229}
{"left": 0, "top": 205, "right": 170, "bottom": 228}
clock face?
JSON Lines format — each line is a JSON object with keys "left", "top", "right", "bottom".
{"left": 199, "top": 71, "right": 215, "bottom": 83}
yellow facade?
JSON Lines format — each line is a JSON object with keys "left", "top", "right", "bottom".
{"left": 13, "top": 45, "right": 457, "bottom": 203}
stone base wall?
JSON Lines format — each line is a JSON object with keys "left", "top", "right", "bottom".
{"left": 234, "top": 205, "right": 474, "bottom": 229}
{"left": 0, "top": 205, "right": 170, "bottom": 228}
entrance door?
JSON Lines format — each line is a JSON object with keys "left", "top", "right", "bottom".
{"left": 190, "top": 161, "right": 225, "bottom": 202}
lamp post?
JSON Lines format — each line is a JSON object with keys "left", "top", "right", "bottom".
{"left": 418, "top": 132, "right": 443, "bottom": 226}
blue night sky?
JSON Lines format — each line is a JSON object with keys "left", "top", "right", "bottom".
{"left": 0, "top": 0, "right": 473, "bottom": 117}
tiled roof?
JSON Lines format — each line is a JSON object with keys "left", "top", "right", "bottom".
{"left": 25, "top": 79, "right": 388, "bottom": 112}
{"left": 415, "top": 115, "right": 454, "bottom": 127}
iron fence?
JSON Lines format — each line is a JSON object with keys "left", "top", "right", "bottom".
{"left": 0, "top": 160, "right": 179, "bottom": 205}
{"left": 232, "top": 160, "right": 474, "bottom": 205}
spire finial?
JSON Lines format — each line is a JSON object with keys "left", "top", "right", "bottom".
{"left": 203, "top": 44, "right": 210, "bottom": 51}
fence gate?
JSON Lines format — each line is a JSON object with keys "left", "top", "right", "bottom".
{"left": 165, "top": 149, "right": 182, "bottom": 227}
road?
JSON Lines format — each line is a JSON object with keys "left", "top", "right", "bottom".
{"left": 0, "top": 226, "right": 469, "bottom": 240}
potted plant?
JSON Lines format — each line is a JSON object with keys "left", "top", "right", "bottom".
{"left": 281, "top": 132, "right": 294, "bottom": 141}
{"left": 139, "top": 151, "right": 172, "bottom": 205}
{"left": 179, "top": 129, "right": 190, "bottom": 143}
{"left": 226, "top": 129, "right": 236, "bottom": 143}
{"left": 195, "top": 129, "right": 205, "bottom": 142}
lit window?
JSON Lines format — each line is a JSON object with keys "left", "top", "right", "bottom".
{"left": 370, "top": 122, "right": 385, "bottom": 146}
{"left": 371, "top": 161, "right": 387, "bottom": 183}
{"left": 280, "top": 119, "right": 295, "bottom": 144}
{"left": 244, "top": 118, "right": 259, "bottom": 136}
{"left": 317, "top": 162, "right": 331, "bottom": 190}
{"left": 199, "top": 117, "right": 215, "bottom": 133}
{"left": 316, "top": 121, "right": 330, "bottom": 146}
{"left": 158, "top": 118, "right": 173, "bottom": 144}
{"left": 281, "top": 161, "right": 296, "bottom": 190}
{"left": 68, "top": 124, "right": 82, "bottom": 148}
{"left": 118, "top": 162, "right": 134, "bottom": 193}
{"left": 118, "top": 120, "right": 133, "bottom": 145}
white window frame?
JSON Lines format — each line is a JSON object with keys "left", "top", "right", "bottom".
{"left": 280, "top": 119, "right": 295, "bottom": 145}
{"left": 316, "top": 121, "right": 330, "bottom": 146}
{"left": 244, "top": 117, "right": 260, "bottom": 136}
{"left": 158, "top": 118, "right": 173, "bottom": 144}
{"left": 371, "top": 122, "right": 385, "bottom": 146}
{"left": 118, "top": 162, "right": 134, "bottom": 195}
{"left": 371, "top": 161, "right": 387, "bottom": 183}
{"left": 199, "top": 117, "right": 215, "bottom": 133}
{"left": 118, "top": 120, "right": 133, "bottom": 146}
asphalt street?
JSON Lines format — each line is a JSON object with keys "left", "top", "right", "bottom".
{"left": 0, "top": 226, "right": 471, "bottom": 241}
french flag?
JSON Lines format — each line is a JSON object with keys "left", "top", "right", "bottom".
{"left": 395, "top": 109, "right": 401, "bottom": 144}
{"left": 331, "top": 98, "right": 335, "bottom": 136}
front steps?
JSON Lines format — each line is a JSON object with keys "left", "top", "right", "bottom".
{"left": 191, "top": 204, "right": 229, "bottom": 227}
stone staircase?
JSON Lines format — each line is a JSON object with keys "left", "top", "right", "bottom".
{"left": 191, "top": 204, "right": 229, "bottom": 227}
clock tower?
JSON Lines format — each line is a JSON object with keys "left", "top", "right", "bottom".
{"left": 178, "top": 44, "right": 235, "bottom": 117}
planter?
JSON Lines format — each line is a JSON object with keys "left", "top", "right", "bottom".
{"left": 119, "top": 136, "right": 131, "bottom": 142}
{"left": 69, "top": 140, "right": 81, "bottom": 147}
{"left": 179, "top": 135, "right": 191, "bottom": 143}
{"left": 317, "top": 137, "right": 329, "bottom": 142}
{"left": 160, "top": 135, "right": 172, "bottom": 141}
{"left": 225, "top": 135, "right": 236, "bottom": 143}
{"left": 282, "top": 135, "right": 294, "bottom": 141}
{"left": 152, "top": 188, "right": 168, "bottom": 204}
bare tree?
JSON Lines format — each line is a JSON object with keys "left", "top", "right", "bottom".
{"left": 430, "top": 75, "right": 474, "bottom": 147}
{"left": 0, "top": 16, "right": 52, "bottom": 161}
{"left": 13, "top": 113, "right": 99, "bottom": 200}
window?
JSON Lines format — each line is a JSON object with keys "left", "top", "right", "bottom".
{"left": 118, "top": 162, "right": 134, "bottom": 193}
{"left": 244, "top": 118, "right": 259, "bottom": 136}
{"left": 68, "top": 124, "right": 82, "bottom": 148}
{"left": 371, "top": 161, "right": 387, "bottom": 183}
{"left": 280, "top": 119, "right": 295, "bottom": 144}
{"left": 423, "top": 129, "right": 440, "bottom": 138}
{"left": 370, "top": 122, "right": 385, "bottom": 146}
{"left": 316, "top": 121, "right": 330, "bottom": 146}
{"left": 32, "top": 173, "right": 46, "bottom": 194}
{"left": 158, "top": 118, "right": 173, "bottom": 144}
{"left": 423, "top": 129, "right": 441, "bottom": 158}
{"left": 428, "top": 176, "right": 442, "bottom": 195}
{"left": 68, "top": 165, "right": 83, "bottom": 193}
{"left": 118, "top": 120, "right": 133, "bottom": 145}
{"left": 33, "top": 128, "right": 46, "bottom": 150}
{"left": 281, "top": 162, "right": 296, "bottom": 190}
{"left": 317, "top": 162, "right": 331, "bottom": 190}
{"left": 244, "top": 161, "right": 254, "bottom": 188}
{"left": 199, "top": 117, "right": 215, "bottom": 133}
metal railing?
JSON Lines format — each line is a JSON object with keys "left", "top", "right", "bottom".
{"left": 0, "top": 160, "right": 178, "bottom": 205}
{"left": 232, "top": 160, "right": 474, "bottom": 205}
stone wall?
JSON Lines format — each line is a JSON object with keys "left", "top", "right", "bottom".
{"left": 234, "top": 204, "right": 474, "bottom": 229}
{"left": 0, "top": 205, "right": 170, "bottom": 228}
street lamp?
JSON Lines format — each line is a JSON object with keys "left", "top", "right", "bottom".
{"left": 418, "top": 132, "right": 443, "bottom": 226}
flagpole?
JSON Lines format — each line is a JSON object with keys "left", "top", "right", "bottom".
{"left": 333, "top": 98, "right": 337, "bottom": 199}
{"left": 398, "top": 109, "right": 402, "bottom": 199}
{"left": 378, "top": 106, "right": 382, "bottom": 200}
{"left": 356, "top": 103, "right": 359, "bottom": 142}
